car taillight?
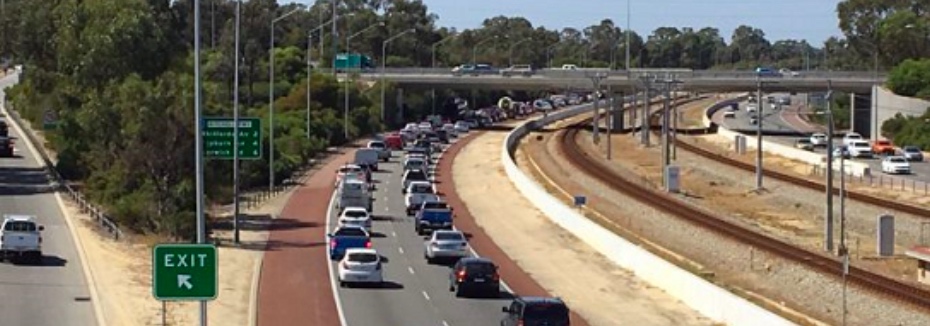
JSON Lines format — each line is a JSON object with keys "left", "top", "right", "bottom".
{"left": 516, "top": 319, "right": 524, "bottom": 326}
{"left": 492, "top": 273, "right": 500, "bottom": 281}
{"left": 330, "top": 239, "right": 337, "bottom": 248}
{"left": 365, "top": 241, "right": 372, "bottom": 248}
{"left": 456, "top": 270, "right": 466, "bottom": 281}
{"left": 375, "top": 262, "right": 382, "bottom": 270}
{"left": 341, "top": 261, "right": 350, "bottom": 270}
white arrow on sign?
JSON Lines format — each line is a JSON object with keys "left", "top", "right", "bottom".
{"left": 178, "top": 274, "right": 193, "bottom": 290}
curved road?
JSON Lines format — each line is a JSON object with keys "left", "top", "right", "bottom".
{"left": 0, "top": 73, "right": 98, "bottom": 325}
{"left": 328, "top": 142, "right": 513, "bottom": 326}
{"left": 717, "top": 95, "right": 930, "bottom": 183}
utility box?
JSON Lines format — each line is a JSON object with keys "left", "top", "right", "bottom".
{"left": 877, "top": 214, "right": 895, "bottom": 257}
{"left": 665, "top": 165, "right": 680, "bottom": 193}
{"left": 734, "top": 135, "right": 747, "bottom": 154}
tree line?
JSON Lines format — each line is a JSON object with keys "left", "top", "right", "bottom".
{"left": 0, "top": 0, "right": 925, "bottom": 238}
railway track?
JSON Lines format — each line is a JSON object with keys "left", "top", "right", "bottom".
{"left": 557, "top": 115, "right": 930, "bottom": 311}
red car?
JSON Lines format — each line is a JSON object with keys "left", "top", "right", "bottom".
{"left": 384, "top": 133, "right": 403, "bottom": 150}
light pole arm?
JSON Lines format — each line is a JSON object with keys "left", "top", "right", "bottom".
{"left": 508, "top": 38, "right": 531, "bottom": 67}
{"left": 472, "top": 36, "right": 497, "bottom": 64}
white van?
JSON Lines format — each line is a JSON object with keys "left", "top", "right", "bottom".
{"left": 847, "top": 140, "right": 873, "bottom": 158}
{"left": 354, "top": 149, "right": 380, "bottom": 171}
{"left": 337, "top": 179, "right": 372, "bottom": 212}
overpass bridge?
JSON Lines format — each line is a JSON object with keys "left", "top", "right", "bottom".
{"left": 324, "top": 68, "right": 884, "bottom": 93}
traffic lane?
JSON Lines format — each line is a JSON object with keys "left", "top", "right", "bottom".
{"left": 435, "top": 132, "right": 591, "bottom": 325}
{"left": 766, "top": 135, "right": 930, "bottom": 182}
{"left": 718, "top": 101, "right": 797, "bottom": 132}
{"left": 0, "top": 82, "right": 97, "bottom": 325}
{"left": 255, "top": 148, "right": 356, "bottom": 326}
{"left": 380, "top": 147, "right": 511, "bottom": 326}
{"left": 332, "top": 157, "right": 446, "bottom": 326}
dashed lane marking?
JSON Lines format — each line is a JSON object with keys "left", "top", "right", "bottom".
{"left": 422, "top": 291, "right": 431, "bottom": 301}
{"left": 398, "top": 247, "right": 404, "bottom": 254}
{"left": 408, "top": 267, "right": 415, "bottom": 275}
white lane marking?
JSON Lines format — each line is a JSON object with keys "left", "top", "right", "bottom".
{"left": 422, "top": 291, "right": 431, "bottom": 301}
{"left": 326, "top": 189, "right": 350, "bottom": 326}
{"left": 408, "top": 267, "right": 416, "bottom": 275}
{"left": 398, "top": 247, "right": 404, "bottom": 254}
{"left": 391, "top": 231, "right": 397, "bottom": 237}
{"left": 442, "top": 321, "right": 450, "bottom": 326}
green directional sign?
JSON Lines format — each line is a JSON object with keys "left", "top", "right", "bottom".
{"left": 152, "top": 244, "right": 218, "bottom": 301}
{"left": 202, "top": 117, "right": 262, "bottom": 160}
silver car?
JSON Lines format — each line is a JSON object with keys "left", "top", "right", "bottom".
{"left": 902, "top": 146, "right": 924, "bottom": 162}
{"left": 424, "top": 230, "right": 468, "bottom": 263}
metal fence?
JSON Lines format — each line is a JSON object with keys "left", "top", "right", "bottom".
{"left": 5, "top": 107, "right": 124, "bottom": 240}
{"left": 810, "top": 166, "right": 930, "bottom": 195}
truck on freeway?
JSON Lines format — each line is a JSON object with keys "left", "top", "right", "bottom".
{"left": 0, "top": 214, "right": 44, "bottom": 263}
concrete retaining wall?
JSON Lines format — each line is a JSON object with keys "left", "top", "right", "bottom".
{"left": 501, "top": 104, "right": 795, "bottom": 326}
{"left": 873, "top": 86, "right": 930, "bottom": 141}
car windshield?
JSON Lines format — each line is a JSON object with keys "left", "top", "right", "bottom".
{"left": 797, "top": 139, "right": 811, "bottom": 144}
{"left": 423, "top": 202, "right": 448, "bottom": 209}
{"left": 3, "top": 221, "right": 37, "bottom": 232}
{"left": 344, "top": 210, "right": 367, "bottom": 218}
{"left": 334, "top": 228, "right": 367, "bottom": 237}
{"left": 339, "top": 166, "right": 360, "bottom": 174}
{"left": 407, "top": 160, "right": 424, "bottom": 167}
{"left": 412, "top": 184, "right": 432, "bottom": 193}
{"left": 347, "top": 253, "right": 379, "bottom": 263}
{"left": 369, "top": 142, "right": 385, "bottom": 149}
{"left": 905, "top": 147, "right": 920, "bottom": 153}
{"left": 889, "top": 157, "right": 907, "bottom": 163}
{"left": 847, "top": 134, "right": 861, "bottom": 139}
{"left": 435, "top": 232, "right": 464, "bottom": 241}
{"left": 523, "top": 303, "right": 570, "bottom": 321}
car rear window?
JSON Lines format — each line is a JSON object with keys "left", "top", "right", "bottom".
{"left": 523, "top": 303, "right": 570, "bottom": 321}
{"left": 435, "top": 232, "right": 463, "bottom": 241}
{"left": 889, "top": 157, "right": 907, "bottom": 163}
{"left": 4, "top": 221, "right": 37, "bottom": 232}
{"left": 344, "top": 210, "right": 367, "bottom": 218}
{"left": 369, "top": 142, "right": 385, "bottom": 148}
{"left": 465, "top": 261, "right": 496, "bottom": 274}
{"left": 407, "top": 171, "right": 426, "bottom": 180}
{"left": 334, "top": 228, "right": 367, "bottom": 237}
{"left": 423, "top": 202, "right": 448, "bottom": 209}
{"left": 347, "top": 253, "right": 379, "bottom": 263}
{"left": 412, "top": 184, "right": 431, "bottom": 193}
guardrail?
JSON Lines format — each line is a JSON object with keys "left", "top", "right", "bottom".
{"left": 500, "top": 98, "right": 795, "bottom": 325}
{"left": 3, "top": 106, "right": 124, "bottom": 240}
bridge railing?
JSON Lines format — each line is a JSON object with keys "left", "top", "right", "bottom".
{"left": 320, "top": 67, "right": 884, "bottom": 81}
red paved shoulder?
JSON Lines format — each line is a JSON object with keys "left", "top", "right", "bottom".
{"left": 435, "top": 132, "right": 590, "bottom": 326}
{"left": 257, "top": 148, "right": 358, "bottom": 326}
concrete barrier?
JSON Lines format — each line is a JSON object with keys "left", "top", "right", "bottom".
{"left": 501, "top": 103, "right": 796, "bottom": 325}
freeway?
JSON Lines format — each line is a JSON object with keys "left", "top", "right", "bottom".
{"left": 715, "top": 95, "right": 930, "bottom": 183}
{"left": 328, "top": 140, "right": 513, "bottom": 326}
{"left": 0, "top": 73, "right": 98, "bottom": 325}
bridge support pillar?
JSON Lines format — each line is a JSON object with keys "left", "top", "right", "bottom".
{"left": 394, "top": 87, "right": 405, "bottom": 125}
{"left": 611, "top": 92, "right": 624, "bottom": 131}
{"left": 849, "top": 91, "right": 872, "bottom": 138}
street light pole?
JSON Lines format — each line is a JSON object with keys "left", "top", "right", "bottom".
{"left": 233, "top": 0, "right": 242, "bottom": 245}
{"left": 824, "top": 81, "right": 835, "bottom": 253}
{"left": 306, "top": 18, "right": 337, "bottom": 141}
{"left": 755, "top": 76, "right": 764, "bottom": 191}
{"left": 472, "top": 36, "right": 497, "bottom": 65}
{"left": 269, "top": 7, "right": 301, "bottom": 193}
{"left": 381, "top": 28, "right": 415, "bottom": 128}
{"left": 546, "top": 42, "right": 560, "bottom": 68}
{"left": 431, "top": 34, "right": 456, "bottom": 115}
{"left": 193, "top": 1, "right": 207, "bottom": 325}
{"left": 625, "top": 0, "right": 631, "bottom": 71}
{"left": 508, "top": 38, "right": 531, "bottom": 67}
{"left": 344, "top": 22, "right": 384, "bottom": 139}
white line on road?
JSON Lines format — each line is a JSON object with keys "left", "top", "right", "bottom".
{"left": 408, "top": 267, "right": 415, "bottom": 275}
{"left": 398, "top": 247, "right": 404, "bottom": 254}
{"left": 422, "top": 291, "right": 431, "bottom": 301}
{"left": 391, "top": 231, "right": 397, "bottom": 237}
{"left": 442, "top": 321, "right": 450, "bottom": 326}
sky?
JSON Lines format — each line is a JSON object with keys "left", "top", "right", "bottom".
{"left": 291, "top": 0, "right": 843, "bottom": 45}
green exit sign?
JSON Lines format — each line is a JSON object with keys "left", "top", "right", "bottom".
{"left": 152, "top": 244, "right": 218, "bottom": 301}
{"left": 202, "top": 117, "right": 262, "bottom": 160}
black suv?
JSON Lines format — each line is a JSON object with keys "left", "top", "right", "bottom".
{"left": 448, "top": 257, "right": 500, "bottom": 298}
{"left": 0, "top": 120, "right": 8, "bottom": 137}
{"left": 501, "top": 296, "right": 571, "bottom": 326}
{"left": 0, "top": 137, "right": 13, "bottom": 157}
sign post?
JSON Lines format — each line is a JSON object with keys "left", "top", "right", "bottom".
{"left": 152, "top": 244, "right": 218, "bottom": 301}
{"left": 202, "top": 117, "right": 262, "bottom": 160}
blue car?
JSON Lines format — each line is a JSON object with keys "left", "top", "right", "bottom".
{"left": 755, "top": 67, "right": 783, "bottom": 78}
{"left": 328, "top": 226, "right": 371, "bottom": 260}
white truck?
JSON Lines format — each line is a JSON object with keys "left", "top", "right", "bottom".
{"left": 0, "top": 215, "right": 44, "bottom": 263}
{"left": 354, "top": 148, "right": 380, "bottom": 171}
{"left": 336, "top": 179, "right": 373, "bottom": 212}
{"left": 404, "top": 181, "right": 438, "bottom": 216}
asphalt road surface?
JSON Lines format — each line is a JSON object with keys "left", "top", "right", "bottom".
{"left": 327, "top": 138, "right": 513, "bottom": 326}
{"left": 716, "top": 95, "right": 801, "bottom": 132}
{"left": 0, "top": 73, "right": 98, "bottom": 325}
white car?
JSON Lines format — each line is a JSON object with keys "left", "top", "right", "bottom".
{"left": 779, "top": 68, "right": 800, "bottom": 77}
{"left": 442, "top": 123, "right": 457, "bottom": 138}
{"left": 337, "top": 248, "right": 384, "bottom": 287}
{"left": 847, "top": 140, "right": 873, "bottom": 158}
{"left": 0, "top": 215, "right": 44, "bottom": 263}
{"left": 454, "top": 121, "right": 470, "bottom": 133}
{"left": 366, "top": 140, "right": 391, "bottom": 162}
{"left": 842, "top": 132, "right": 863, "bottom": 146}
{"left": 881, "top": 156, "right": 911, "bottom": 174}
{"left": 424, "top": 230, "right": 468, "bottom": 263}
{"left": 746, "top": 105, "right": 757, "bottom": 113}
{"left": 335, "top": 164, "right": 366, "bottom": 188}
{"left": 403, "top": 157, "right": 427, "bottom": 172}
{"left": 338, "top": 207, "right": 372, "bottom": 231}
{"left": 418, "top": 122, "right": 433, "bottom": 131}
{"left": 723, "top": 111, "right": 736, "bottom": 119}
{"left": 810, "top": 133, "right": 828, "bottom": 147}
